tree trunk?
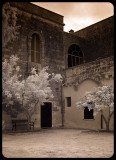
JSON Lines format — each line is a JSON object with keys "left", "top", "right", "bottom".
{"left": 106, "top": 122, "right": 110, "bottom": 132}
{"left": 23, "top": 108, "right": 31, "bottom": 131}
{"left": 25, "top": 114, "right": 31, "bottom": 131}
{"left": 101, "top": 111, "right": 114, "bottom": 132}
{"left": 27, "top": 115, "right": 31, "bottom": 130}
{"left": 101, "top": 114, "right": 110, "bottom": 132}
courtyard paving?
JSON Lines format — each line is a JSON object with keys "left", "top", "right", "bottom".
{"left": 2, "top": 128, "right": 114, "bottom": 158}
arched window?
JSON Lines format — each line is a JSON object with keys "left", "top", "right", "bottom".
{"left": 68, "top": 44, "right": 84, "bottom": 68}
{"left": 31, "top": 34, "right": 40, "bottom": 63}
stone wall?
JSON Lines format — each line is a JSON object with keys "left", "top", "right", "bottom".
{"left": 2, "top": 3, "right": 65, "bottom": 129}
{"left": 62, "top": 56, "right": 114, "bottom": 130}
{"left": 74, "top": 16, "right": 114, "bottom": 63}
{"left": 63, "top": 16, "right": 114, "bottom": 68}
{"left": 3, "top": 2, "right": 65, "bottom": 72}
{"left": 64, "top": 56, "right": 114, "bottom": 88}
{"left": 3, "top": 2, "right": 65, "bottom": 99}
{"left": 9, "top": 2, "right": 64, "bottom": 30}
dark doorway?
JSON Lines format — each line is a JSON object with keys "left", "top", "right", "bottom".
{"left": 41, "top": 102, "right": 52, "bottom": 128}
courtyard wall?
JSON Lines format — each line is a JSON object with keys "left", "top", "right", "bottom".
{"left": 63, "top": 56, "right": 114, "bottom": 130}
{"left": 2, "top": 2, "right": 114, "bottom": 131}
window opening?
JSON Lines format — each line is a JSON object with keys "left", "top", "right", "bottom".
{"left": 68, "top": 44, "right": 84, "bottom": 67}
{"left": 84, "top": 107, "right": 94, "bottom": 119}
{"left": 66, "top": 97, "right": 71, "bottom": 107}
{"left": 31, "top": 34, "right": 40, "bottom": 63}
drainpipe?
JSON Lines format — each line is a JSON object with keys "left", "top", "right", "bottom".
{"left": 61, "top": 84, "right": 65, "bottom": 127}
{"left": 25, "top": 36, "right": 30, "bottom": 78}
{"left": 101, "top": 110, "right": 103, "bottom": 129}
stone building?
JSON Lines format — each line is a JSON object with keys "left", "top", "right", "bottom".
{"left": 2, "top": 2, "right": 114, "bottom": 131}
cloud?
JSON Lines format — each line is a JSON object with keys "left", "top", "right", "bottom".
{"left": 31, "top": 2, "right": 114, "bottom": 32}
{"left": 64, "top": 17, "right": 95, "bottom": 32}
{"left": 32, "top": 2, "right": 77, "bottom": 16}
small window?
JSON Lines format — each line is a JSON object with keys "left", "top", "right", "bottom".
{"left": 31, "top": 33, "right": 40, "bottom": 63}
{"left": 66, "top": 97, "right": 71, "bottom": 107}
{"left": 84, "top": 107, "right": 94, "bottom": 119}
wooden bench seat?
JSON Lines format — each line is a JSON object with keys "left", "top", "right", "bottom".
{"left": 12, "top": 119, "right": 34, "bottom": 131}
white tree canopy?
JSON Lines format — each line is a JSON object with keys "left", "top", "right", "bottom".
{"left": 76, "top": 85, "right": 114, "bottom": 115}
{"left": 2, "top": 55, "right": 62, "bottom": 118}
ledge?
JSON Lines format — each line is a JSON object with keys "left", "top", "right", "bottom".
{"left": 83, "top": 119, "right": 95, "bottom": 121}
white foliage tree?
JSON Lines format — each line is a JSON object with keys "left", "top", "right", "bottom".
{"left": 76, "top": 85, "right": 114, "bottom": 131}
{"left": 2, "top": 55, "right": 62, "bottom": 127}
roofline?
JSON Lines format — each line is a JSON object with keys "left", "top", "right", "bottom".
{"left": 75, "top": 15, "right": 114, "bottom": 33}
{"left": 9, "top": 2, "right": 64, "bottom": 26}
{"left": 30, "top": 2, "right": 64, "bottom": 18}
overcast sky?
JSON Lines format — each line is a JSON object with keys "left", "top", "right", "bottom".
{"left": 31, "top": 2, "right": 114, "bottom": 32}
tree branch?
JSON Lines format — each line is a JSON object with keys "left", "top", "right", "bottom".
{"left": 101, "top": 113, "right": 108, "bottom": 124}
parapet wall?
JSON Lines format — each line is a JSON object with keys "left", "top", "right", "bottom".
{"left": 64, "top": 56, "right": 114, "bottom": 87}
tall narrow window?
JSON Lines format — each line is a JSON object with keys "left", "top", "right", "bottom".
{"left": 31, "top": 34, "right": 40, "bottom": 63}
{"left": 68, "top": 44, "right": 84, "bottom": 68}
{"left": 66, "top": 97, "right": 71, "bottom": 107}
{"left": 84, "top": 107, "right": 94, "bottom": 119}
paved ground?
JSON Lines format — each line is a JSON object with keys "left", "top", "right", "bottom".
{"left": 2, "top": 128, "right": 114, "bottom": 158}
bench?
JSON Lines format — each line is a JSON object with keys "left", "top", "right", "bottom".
{"left": 12, "top": 119, "right": 34, "bottom": 131}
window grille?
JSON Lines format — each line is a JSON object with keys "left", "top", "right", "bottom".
{"left": 68, "top": 44, "right": 84, "bottom": 67}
